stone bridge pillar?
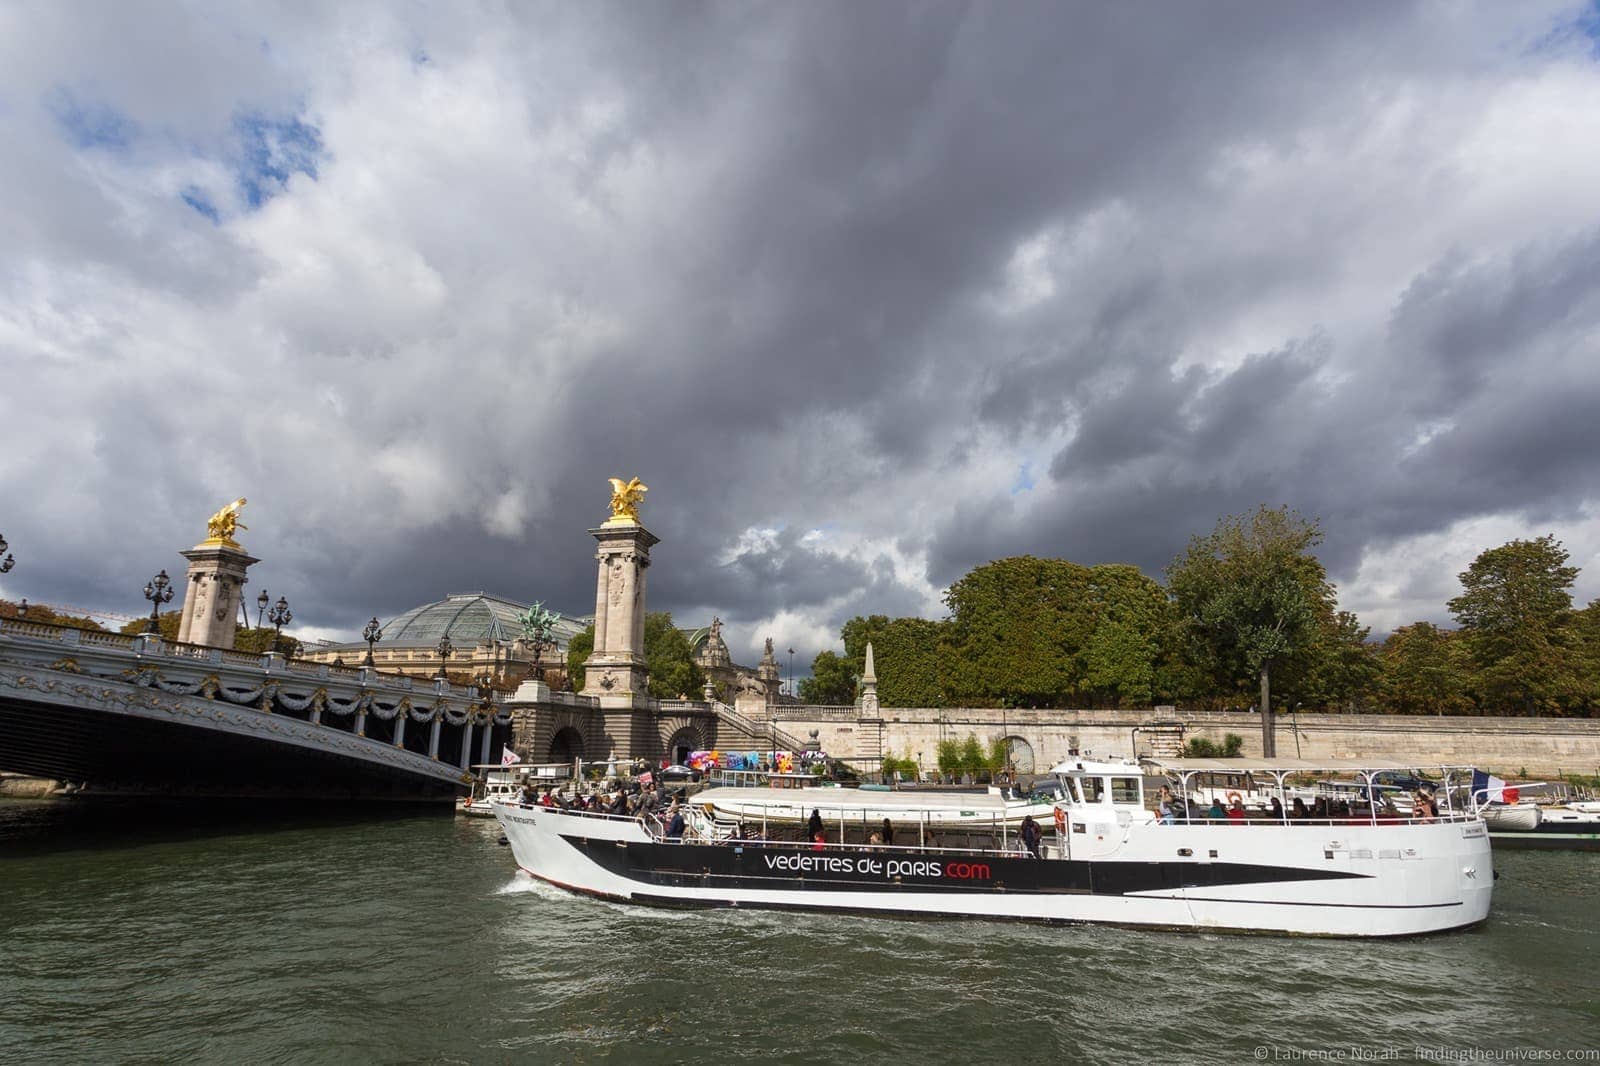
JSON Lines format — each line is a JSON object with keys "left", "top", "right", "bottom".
{"left": 175, "top": 540, "right": 258, "bottom": 650}
{"left": 581, "top": 516, "right": 658, "bottom": 705}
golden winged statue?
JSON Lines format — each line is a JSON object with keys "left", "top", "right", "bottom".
{"left": 605, "top": 477, "right": 647, "bottom": 525}
{"left": 204, "top": 497, "right": 248, "bottom": 545}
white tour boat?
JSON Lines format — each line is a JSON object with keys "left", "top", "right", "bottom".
{"left": 492, "top": 756, "right": 1493, "bottom": 937}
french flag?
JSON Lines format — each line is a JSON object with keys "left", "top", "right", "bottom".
{"left": 1470, "top": 769, "right": 1520, "bottom": 805}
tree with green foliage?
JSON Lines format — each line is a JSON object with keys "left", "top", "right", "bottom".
{"left": 115, "top": 613, "right": 299, "bottom": 656}
{"left": 1079, "top": 563, "right": 1174, "bottom": 706}
{"left": 1276, "top": 609, "right": 1381, "bottom": 712}
{"left": 798, "top": 649, "right": 856, "bottom": 704}
{"left": 1448, "top": 535, "right": 1582, "bottom": 714}
{"left": 1379, "top": 622, "right": 1473, "bottom": 715}
{"left": 841, "top": 614, "right": 947, "bottom": 706}
{"left": 564, "top": 613, "right": 705, "bottom": 698}
{"left": 1166, "top": 506, "right": 1333, "bottom": 756}
{"left": 3, "top": 600, "right": 107, "bottom": 631}
{"left": 643, "top": 612, "right": 706, "bottom": 698}
{"left": 943, "top": 556, "right": 1093, "bottom": 706}
{"left": 566, "top": 627, "right": 594, "bottom": 691}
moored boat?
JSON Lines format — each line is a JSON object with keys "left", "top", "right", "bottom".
{"left": 492, "top": 756, "right": 1493, "bottom": 937}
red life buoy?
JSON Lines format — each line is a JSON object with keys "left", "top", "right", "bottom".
{"left": 1226, "top": 791, "right": 1243, "bottom": 806}
{"left": 1053, "top": 807, "right": 1066, "bottom": 832}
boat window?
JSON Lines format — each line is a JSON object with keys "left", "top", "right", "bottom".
{"left": 1078, "top": 777, "right": 1105, "bottom": 803}
{"left": 1111, "top": 777, "right": 1141, "bottom": 804}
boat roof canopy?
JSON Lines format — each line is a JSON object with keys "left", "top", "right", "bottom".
{"left": 1141, "top": 757, "right": 1474, "bottom": 774}
{"left": 1043, "top": 758, "right": 1149, "bottom": 776}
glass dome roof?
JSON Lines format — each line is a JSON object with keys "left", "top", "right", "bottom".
{"left": 379, "top": 592, "right": 586, "bottom": 648}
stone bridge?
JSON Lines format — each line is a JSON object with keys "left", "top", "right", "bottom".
{"left": 0, "top": 618, "right": 513, "bottom": 801}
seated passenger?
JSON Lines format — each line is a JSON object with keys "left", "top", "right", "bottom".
{"left": 1268, "top": 796, "right": 1285, "bottom": 822}
{"left": 1226, "top": 798, "right": 1246, "bottom": 823}
{"left": 1290, "top": 798, "right": 1309, "bottom": 822}
{"left": 1208, "top": 799, "right": 1226, "bottom": 820}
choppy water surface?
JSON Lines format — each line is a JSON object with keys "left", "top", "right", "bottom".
{"left": 1, "top": 799, "right": 1596, "bottom": 1064}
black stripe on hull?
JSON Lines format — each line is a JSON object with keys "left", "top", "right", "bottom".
{"left": 515, "top": 865, "right": 1481, "bottom": 940}
{"left": 559, "top": 836, "right": 1369, "bottom": 897}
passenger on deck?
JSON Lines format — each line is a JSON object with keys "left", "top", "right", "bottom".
{"left": 1290, "top": 798, "right": 1309, "bottom": 822}
{"left": 1269, "top": 796, "right": 1285, "bottom": 822}
{"left": 868, "top": 832, "right": 882, "bottom": 848}
{"left": 1157, "top": 787, "right": 1178, "bottom": 825}
{"left": 521, "top": 783, "right": 537, "bottom": 807}
{"left": 666, "top": 804, "right": 685, "bottom": 841}
{"left": 811, "top": 831, "right": 827, "bottom": 850}
{"left": 882, "top": 818, "right": 894, "bottom": 847}
{"left": 1208, "top": 798, "right": 1226, "bottom": 820}
{"left": 807, "top": 808, "right": 824, "bottom": 839}
{"left": 1020, "top": 814, "right": 1042, "bottom": 858}
{"left": 1226, "top": 798, "right": 1246, "bottom": 823}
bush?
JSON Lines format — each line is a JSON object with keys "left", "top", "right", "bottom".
{"left": 881, "top": 753, "right": 920, "bottom": 779}
{"left": 1180, "top": 732, "right": 1245, "bottom": 758}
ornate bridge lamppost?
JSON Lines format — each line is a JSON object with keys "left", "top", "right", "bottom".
{"left": 516, "top": 601, "right": 561, "bottom": 683}
{"left": 267, "top": 595, "right": 292, "bottom": 657}
{"left": 362, "top": 616, "right": 383, "bottom": 667}
{"left": 255, "top": 589, "right": 270, "bottom": 629}
{"left": 1, "top": 532, "right": 14, "bottom": 573}
{"left": 143, "top": 570, "right": 174, "bottom": 634}
{"left": 435, "top": 635, "right": 453, "bottom": 681}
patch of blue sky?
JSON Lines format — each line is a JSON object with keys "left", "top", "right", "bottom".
{"left": 180, "top": 186, "right": 220, "bottom": 224}
{"left": 233, "top": 111, "right": 323, "bottom": 209}
{"left": 1529, "top": 1, "right": 1600, "bottom": 58}
{"left": 48, "top": 89, "right": 136, "bottom": 150}
{"left": 1010, "top": 461, "right": 1036, "bottom": 496}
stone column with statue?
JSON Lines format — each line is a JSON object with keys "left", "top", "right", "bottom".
{"left": 175, "top": 498, "right": 259, "bottom": 650}
{"left": 581, "top": 477, "right": 658, "bottom": 705}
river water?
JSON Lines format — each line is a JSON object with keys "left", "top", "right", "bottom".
{"left": 1, "top": 799, "right": 1596, "bottom": 1065}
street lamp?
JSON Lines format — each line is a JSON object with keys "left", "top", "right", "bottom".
{"left": 787, "top": 646, "right": 795, "bottom": 699}
{"left": 267, "top": 596, "right": 292, "bottom": 656}
{"left": 143, "top": 570, "right": 174, "bottom": 634}
{"left": 435, "top": 635, "right": 454, "bottom": 680}
{"left": 362, "top": 616, "right": 382, "bottom": 667}
{"left": 256, "top": 589, "right": 270, "bottom": 629}
{"left": 515, "top": 602, "right": 560, "bottom": 683}
{"left": 0, "top": 532, "right": 13, "bottom": 573}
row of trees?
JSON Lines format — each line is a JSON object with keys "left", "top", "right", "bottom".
{"left": 798, "top": 508, "right": 1600, "bottom": 743}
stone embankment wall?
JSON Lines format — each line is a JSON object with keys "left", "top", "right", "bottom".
{"left": 772, "top": 706, "right": 1600, "bottom": 778}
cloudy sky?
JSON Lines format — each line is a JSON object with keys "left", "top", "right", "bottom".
{"left": 4, "top": 2, "right": 1600, "bottom": 670}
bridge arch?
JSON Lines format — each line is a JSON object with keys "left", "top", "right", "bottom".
{"left": 661, "top": 721, "right": 707, "bottom": 767}
{"left": 548, "top": 725, "right": 586, "bottom": 764}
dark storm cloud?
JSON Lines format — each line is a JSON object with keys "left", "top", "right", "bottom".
{"left": 4, "top": 0, "right": 1600, "bottom": 660}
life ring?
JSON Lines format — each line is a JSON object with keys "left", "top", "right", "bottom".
{"left": 1053, "top": 807, "right": 1066, "bottom": 832}
{"left": 1225, "top": 791, "right": 1243, "bottom": 806}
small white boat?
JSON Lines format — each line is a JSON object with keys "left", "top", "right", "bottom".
{"left": 460, "top": 762, "right": 575, "bottom": 817}
{"left": 1478, "top": 804, "right": 1541, "bottom": 832}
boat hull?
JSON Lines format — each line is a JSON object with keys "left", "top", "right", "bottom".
{"left": 492, "top": 803, "right": 1493, "bottom": 938}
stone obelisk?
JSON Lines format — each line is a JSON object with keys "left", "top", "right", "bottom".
{"left": 581, "top": 477, "right": 657, "bottom": 705}
{"left": 175, "top": 498, "right": 258, "bottom": 649}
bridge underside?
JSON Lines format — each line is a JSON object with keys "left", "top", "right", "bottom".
{"left": 0, "top": 697, "right": 460, "bottom": 802}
